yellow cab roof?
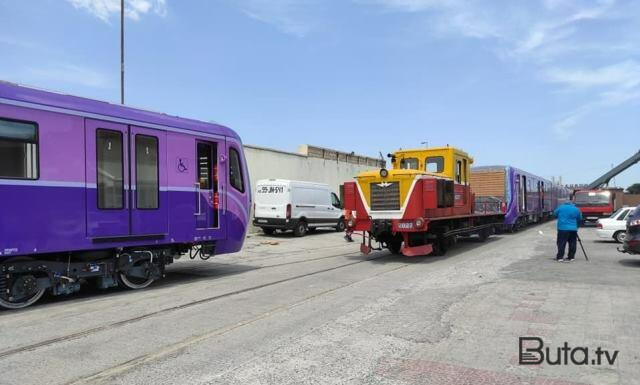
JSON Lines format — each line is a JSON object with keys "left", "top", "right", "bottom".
{"left": 392, "top": 146, "right": 474, "bottom": 164}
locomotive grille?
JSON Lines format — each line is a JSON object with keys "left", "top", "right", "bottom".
{"left": 370, "top": 182, "right": 400, "bottom": 210}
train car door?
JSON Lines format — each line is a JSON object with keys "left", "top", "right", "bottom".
{"left": 225, "top": 138, "right": 250, "bottom": 237}
{"left": 86, "top": 119, "right": 130, "bottom": 238}
{"left": 194, "top": 139, "right": 226, "bottom": 239}
{"left": 86, "top": 120, "right": 169, "bottom": 238}
{"left": 130, "top": 126, "right": 168, "bottom": 235}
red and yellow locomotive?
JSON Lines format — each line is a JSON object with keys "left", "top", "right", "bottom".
{"left": 342, "top": 146, "right": 503, "bottom": 256}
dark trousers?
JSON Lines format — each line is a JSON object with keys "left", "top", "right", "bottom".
{"left": 556, "top": 230, "right": 577, "bottom": 260}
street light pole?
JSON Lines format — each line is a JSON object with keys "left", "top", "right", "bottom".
{"left": 120, "top": 0, "right": 125, "bottom": 104}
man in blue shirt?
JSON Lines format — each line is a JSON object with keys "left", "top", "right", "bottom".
{"left": 553, "top": 201, "right": 583, "bottom": 262}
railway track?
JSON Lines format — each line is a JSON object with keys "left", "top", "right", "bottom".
{"left": 65, "top": 256, "right": 412, "bottom": 385}
{"left": 0, "top": 248, "right": 389, "bottom": 360}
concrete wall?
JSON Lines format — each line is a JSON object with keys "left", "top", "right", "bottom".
{"left": 243, "top": 144, "right": 384, "bottom": 232}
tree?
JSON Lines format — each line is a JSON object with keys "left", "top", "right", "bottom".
{"left": 627, "top": 183, "right": 640, "bottom": 194}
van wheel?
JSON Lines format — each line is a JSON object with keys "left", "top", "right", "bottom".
{"left": 336, "top": 219, "right": 346, "bottom": 232}
{"left": 262, "top": 228, "right": 275, "bottom": 235}
{"left": 614, "top": 231, "right": 626, "bottom": 243}
{"left": 294, "top": 221, "right": 307, "bottom": 237}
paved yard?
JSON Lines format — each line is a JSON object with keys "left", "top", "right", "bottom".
{"left": 0, "top": 222, "right": 638, "bottom": 385}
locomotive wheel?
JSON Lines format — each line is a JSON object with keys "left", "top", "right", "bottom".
{"left": 0, "top": 258, "right": 46, "bottom": 310}
{"left": 388, "top": 240, "right": 402, "bottom": 255}
{"left": 477, "top": 228, "right": 489, "bottom": 242}
{"left": 118, "top": 259, "right": 155, "bottom": 290}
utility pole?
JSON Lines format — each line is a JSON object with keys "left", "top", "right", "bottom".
{"left": 120, "top": 0, "right": 125, "bottom": 104}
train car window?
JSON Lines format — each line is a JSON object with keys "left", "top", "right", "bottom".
{"left": 425, "top": 156, "right": 444, "bottom": 173}
{"left": 400, "top": 157, "right": 419, "bottom": 170}
{"left": 97, "top": 129, "right": 124, "bottom": 209}
{"left": 229, "top": 147, "right": 245, "bottom": 192}
{"left": 135, "top": 135, "right": 159, "bottom": 209}
{"left": 0, "top": 117, "right": 38, "bottom": 179}
{"left": 455, "top": 160, "right": 462, "bottom": 183}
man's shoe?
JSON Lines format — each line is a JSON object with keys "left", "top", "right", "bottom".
{"left": 556, "top": 259, "right": 564, "bottom": 262}
{"left": 568, "top": 258, "right": 575, "bottom": 262}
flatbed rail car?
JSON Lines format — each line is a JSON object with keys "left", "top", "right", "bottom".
{"left": 470, "top": 166, "right": 571, "bottom": 231}
{"left": 342, "top": 146, "right": 504, "bottom": 257}
{"left": 0, "top": 81, "right": 251, "bottom": 309}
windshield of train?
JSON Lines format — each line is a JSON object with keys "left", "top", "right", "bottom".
{"left": 573, "top": 191, "right": 611, "bottom": 206}
{"left": 399, "top": 157, "right": 419, "bottom": 170}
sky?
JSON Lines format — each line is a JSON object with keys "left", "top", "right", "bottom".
{"left": 1, "top": 0, "right": 639, "bottom": 187}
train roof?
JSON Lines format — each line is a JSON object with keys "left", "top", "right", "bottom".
{"left": 473, "top": 165, "right": 564, "bottom": 185}
{"left": 0, "top": 80, "right": 240, "bottom": 140}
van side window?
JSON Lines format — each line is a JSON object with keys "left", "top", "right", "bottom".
{"left": 0, "top": 117, "right": 38, "bottom": 179}
{"left": 229, "top": 147, "right": 244, "bottom": 192}
{"left": 331, "top": 192, "right": 341, "bottom": 208}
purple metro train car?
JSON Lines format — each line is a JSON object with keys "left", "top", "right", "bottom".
{"left": 0, "top": 81, "right": 250, "bottom": 309}
{"left": 471, "top": 165, "right": 570, "bottom": 231}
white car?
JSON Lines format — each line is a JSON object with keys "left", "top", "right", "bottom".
{"left": 596, "top": 207, "right": 634, "bottom": 243}
{"left": 253, "top": 179, "right": 345, "bottom": 236}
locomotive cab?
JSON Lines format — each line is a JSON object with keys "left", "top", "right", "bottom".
{"left": 390, "top": 146, "right": 472, "bottom": 184}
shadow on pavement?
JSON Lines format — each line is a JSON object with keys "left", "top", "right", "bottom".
{"left": 25, "top": 262, "right": 259, "bottom": 310}
{"left": 618, "top": 258, "right": 640, "bottom": 268}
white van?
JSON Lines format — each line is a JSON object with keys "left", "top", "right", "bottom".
{"left": 253, "top": 179, "right": 345, "bottom": 236}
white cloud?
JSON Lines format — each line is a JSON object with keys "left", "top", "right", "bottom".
{"left": 544, "top": 61, "right": 640, "bottom": 90}
{"left": 362, "top": 0, "right": 639, "bottom": 139}
{"left": 236, "top": 0, "right": 319, "bottom": 38}
{"left": 67, "top": 0, "right": 167, "bottom": 22}
{"left": 25, "top": 64, "right": 112, "bottom": 88}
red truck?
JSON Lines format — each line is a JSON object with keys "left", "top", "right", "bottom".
{"left": 573, "top": 189, "right": 614, "bottom": 223}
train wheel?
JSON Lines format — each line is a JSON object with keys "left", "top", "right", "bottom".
{"left": 0, "top": 258, "right": 46, "bottom": 310}
{"left": 388, "top": 240, "right": 402, "bottom": 254}
{"left": 118, "top": 259, "right": 155, "bottom": 290}
{"left": 478, "top": 228, "right": 489, "bottom": 242}
{"left": 431, "top": 237, "right": 450, "bottom": 256}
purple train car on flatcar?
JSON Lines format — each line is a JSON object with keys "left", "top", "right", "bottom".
{"left": 0, "top": 81, "right": 251, "bottom": 309}
{"left": 471, "top": 165, "right": 570, "bottom": 231}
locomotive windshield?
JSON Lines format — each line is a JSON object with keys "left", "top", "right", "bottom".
{"left": 399, "top": 157, "right": 419, "bottom": 169}
{"left": 426, "top": 156, "right": 444, "bottom": 173}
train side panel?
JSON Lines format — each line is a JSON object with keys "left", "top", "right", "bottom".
{"left": 0, "top": 103, "right": 87, "bottom": 257}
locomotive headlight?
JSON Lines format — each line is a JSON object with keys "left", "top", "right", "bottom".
{"left": 414, "top": 217, "right": 425, "bottom": 229}
{"left": 380, "top": 168, "right": 389, "bottom": 178}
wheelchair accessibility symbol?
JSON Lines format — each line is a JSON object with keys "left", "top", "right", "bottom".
{"left": 176, "top": 158, "right": 189, "bottom": 173}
